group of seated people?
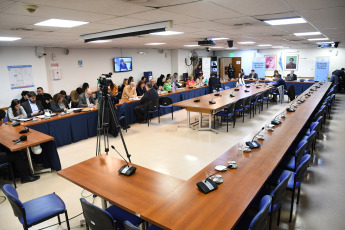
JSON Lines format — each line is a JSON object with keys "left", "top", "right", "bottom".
{"left": 238, "top": 69, "right": 297, "bottom": 81}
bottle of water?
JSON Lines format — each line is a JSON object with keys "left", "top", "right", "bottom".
{"left": 172, "top": 82, "right": 175, "bottom": 90}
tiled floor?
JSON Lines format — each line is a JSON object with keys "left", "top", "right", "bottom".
{"left": 0, "top": 94, "right": 344, "bottom": 230}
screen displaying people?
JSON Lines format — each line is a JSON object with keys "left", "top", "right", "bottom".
{"left": 114, "top": 58, "right": 132, "bottom": 72}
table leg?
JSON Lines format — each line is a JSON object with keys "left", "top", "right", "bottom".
{"left": 26, "top": 147, "right": 52, "bottom": 175}
{"left": 198, "top": 114, "right": 218, "bottom": 133}
{"left": 178, "top": 110, "right": 198, "bottom": 128}
{"left": 101, "top": 199, "right": 108, "bottom": 209}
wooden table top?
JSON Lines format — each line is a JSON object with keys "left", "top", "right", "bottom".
{"left": 0, "top": 123, "right": 53, "bottom": 152}
{"left": 58, "top": 154, "right": 185, "bottom": 217}
{"left": 143, "top": 83, "right": 331, "bottom": 230}
{"left": 172, "top": 84, "right": 272, "bottom": 114}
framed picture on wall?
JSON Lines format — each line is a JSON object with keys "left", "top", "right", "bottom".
{"left": 265, "top": 55, "right": 276, "bottom": 70}
{"left": 285, "top": 54, "right": 299, "bottom": 70}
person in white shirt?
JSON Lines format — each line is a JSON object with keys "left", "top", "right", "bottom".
{"left": 236, "top": 73, "right": 245, "bottom": 87}
{"left": 7, "top": 99, "right": 27, "bottom": 121}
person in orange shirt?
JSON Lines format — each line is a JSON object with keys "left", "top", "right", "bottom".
{"left": 109, "top": 80, "right": 118, "bottom": 96}
{"left": 187, "top": 75, "right": 196, "bottom": 87}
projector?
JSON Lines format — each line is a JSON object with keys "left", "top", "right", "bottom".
{"left": 198, "top": 39, "right": 216, "bottom": 46}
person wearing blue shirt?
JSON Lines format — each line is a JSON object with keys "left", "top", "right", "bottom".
{"left": 194, "top": 64, "right": 203, "bottom": 77}
{"left": 272, "top": 74, "right": 287, "bottom": 102}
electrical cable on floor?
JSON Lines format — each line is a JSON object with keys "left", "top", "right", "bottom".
{"left": 0, "top": 195, "right": 6, "bottom": 204}
{"left": 81, "top": 189, "right": 93, "bottom": 198}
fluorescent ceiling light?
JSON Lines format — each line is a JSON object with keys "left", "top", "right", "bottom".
{"left": 316, "top": 41, "right": 334, "bottom": 44}
{"left": 293, "top": 32, "right": 321, "bottom": 36}
{"left": 225, "top": 47, "right": 237, "bottom": 49}
{"left": 210, "top": 37, "right": 229, "bottom": 41}
{"left": 0, "top": 36, "right": 21, "bottom": 41}
{"left": 264, "top": 17, "right": 306, "bottom": 25}
{"left": 258, "top": 44, "right": 272, "bottom": 47}
{"left": 211, "top": 46, "right": 224, "bottom": 48}
{"left": 145, "top": 43, "right": 166, "bottom": 45}
{"left": 184, "top": 44, "right": 200, "bottom": 47}
{"left": 237, "top": 41, "right": 255, "bottom": 44}
{"left": 272, "top": 46, "right": 289, "bottom": 49}
{"left": 150, "top": 31, "right": 184, "bottom": 35}
{"left": 35, "top": 19, "right": 89, "bottom": 28}
{"left": 89, "top": 40, "right": 112, "bottom": 43}
{"left": 308, "top": 38, "right": 329, "bottom": 41}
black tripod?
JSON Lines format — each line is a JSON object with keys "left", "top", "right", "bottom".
{"left": 95, "top": 86, "right": 131, "bottom": 163}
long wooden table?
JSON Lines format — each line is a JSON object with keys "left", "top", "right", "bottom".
{"left": 58, "top": 154, "right": 184, "bottom": 216}
{"left": 173, "top": 84, "right": 272, "bottom": 133}
{"left": 142, "top": 83, "right": 331, "bottom": 230}
{"left": 0, "top": 122, "right": 54, "bottom": 174}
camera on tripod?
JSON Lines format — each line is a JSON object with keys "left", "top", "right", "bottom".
{"left": 98, "top": 72, "right": 113, "bottom": 95}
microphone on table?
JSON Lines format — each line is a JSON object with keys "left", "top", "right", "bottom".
{"left": 271, "top": 113, "right": 282, "bottom": 125}
{"left": 246, "top": 127, "right": 264, "bottom": 149}
{"left": 196, "top": 171, "right": 219, "bottom": 194}
{"left": 13, "top": 135, "right": 27, "bottom": 144}
{"left": 286, "top": 98, "right": 297, "bottom": 112}
{"left": 194, "top": 98, "right": 201, "bottom": 102}
{"left": 230, "top": 89, "right": 235, "bottom": 97}
{"left": 209, "top": 98, "right": 216, "bottom": 104}
{"left": 111, "top": 145, "right": 136, "bottom": 176}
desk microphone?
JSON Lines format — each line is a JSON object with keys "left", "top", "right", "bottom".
{"left": 209, "top": 98, "right": 216, "bottom": 104}
{"left": 271, "top": 113, "right": 282, "bottom": 125}
{"left": 13, "top": 135, "right": 27, "bottom": 144}
{"left": 246, "top": 127, "right": 264, "bottom": 149}
{"left": 196, "top": 172, "right": 219, "bottom": 194}
{"left": 194, "top": 98, "right": 201, "bottom": 102}
{"left": 111, "top": 145, "right": 136, "bottom": 176}
{"left": 244, "top": 89, "right": 250, "bottom": 92}
{"left": 230, "top": 90, "right": 235, "bottom": 97}
{"left": 214, "top": 93, "right": 220, "bottom": 96}
{"left": 286, "top": 98, "right": 297, "bottom": 112}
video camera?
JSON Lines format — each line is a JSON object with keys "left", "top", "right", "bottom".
{"left": 98, "top": 72, "right": 113, "bottom": 95}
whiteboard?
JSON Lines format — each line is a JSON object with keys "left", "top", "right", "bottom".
{"left": 7, "top": 65, "right": 34, "bottom": 89}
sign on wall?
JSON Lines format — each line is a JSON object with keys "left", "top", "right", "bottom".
{"left": 314, "top": 56, "right": 330, "bottom": 82}
{"left": 252, "top": 57, "right": 265, "bottom": 79}
{"left": 7, "top": 65, "right": 34, "bottom": 90}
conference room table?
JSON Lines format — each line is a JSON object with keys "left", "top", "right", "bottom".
{"left": 142, "top": 82, "right": 331, "bottom": 230}
{"left": 172, "top": 84, "right": 272, "bottom": 133}
{"left": 0, "top": 122, "right": 60, "bottom": 174}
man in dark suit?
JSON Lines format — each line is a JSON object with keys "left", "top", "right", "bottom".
{"left": 0, "top": 109, "right": 40, "bottom": 183}
{"left": 36, "top": 87, "right": 52, "bottom": 110}
{"left": 247, "top": 70, "right": 258, "bottom": 79}
{"left": 78, "top": 88, "right": 96, "bottom": 107}
{"left": 21, "top": 91, "right": 44, "bottom": 118}
{"left": 134, "top": 82, "right": 159, "bottom": 123}
{"left": 286, "top": 70, "right": 297, "bottom": 81}
{"left": 208, "top": 74, "right": 221, "bottom": 91}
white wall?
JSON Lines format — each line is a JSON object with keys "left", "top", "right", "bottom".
{"left": 0, "top": 47, "right": 49, "bottom": 107}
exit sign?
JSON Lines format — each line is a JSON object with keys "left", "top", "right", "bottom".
{"left": 229, "top": 52, "right": 235, "bottom": 57}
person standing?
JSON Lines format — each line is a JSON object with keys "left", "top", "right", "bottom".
{"left": 134, "top": 82, "right": 159, "bottom": 123}
{"left": 194, "top": 64, "right": 203, "bottom": 77}
{"left": 36, "top": 87, "right": 52, "bottom": 110}
{"left": 227, "top": 64, "right": 235, "bottom": 80}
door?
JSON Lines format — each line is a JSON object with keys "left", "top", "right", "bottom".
{"left": 232, "top": 57, "right": 242, "bottom": 79}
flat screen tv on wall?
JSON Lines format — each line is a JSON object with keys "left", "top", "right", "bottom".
{"left": 114, "top": 57, "right": 132, "bottom": 72}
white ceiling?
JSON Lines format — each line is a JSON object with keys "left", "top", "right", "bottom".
{"left": 0, "top": 0, "right": 344, "bottom": 50}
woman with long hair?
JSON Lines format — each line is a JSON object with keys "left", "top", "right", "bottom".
{"left": 7, "top": 99, "right": 27, "bottom": 121}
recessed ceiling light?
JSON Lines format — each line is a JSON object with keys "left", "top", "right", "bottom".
{"left": 184, "top": 44, "right": 200, "bottom": 47}
{"left": 150, "top": 31, "right": 184, "bottom": 36}
{"left": 264, "top": 17, "right": 307, "bottom": 25}
{"left": 145, "top": 43, "right": 166, "bottom": 45}
{"left": 0, "top": 36, "right": 21, "bottom": 41}
{"left": 35, "top": 19, "right": 89, "bottom": 28}
{"left": 293, "top": 32, "right": 321, "bottom": 36}
{"left": 237, "top": 41, "right": 255, "bottom": 44}
{"left": 210, "top": 37, "right": 229, "bottom": 41}
{"left": 308, "top": 38, "right": 329, "bottom": 41}
{"left": 89, "top": 40, "right": 112, "bottom": 43}
{"left": 258, "top": 44, "right": 272, "bottom": 47}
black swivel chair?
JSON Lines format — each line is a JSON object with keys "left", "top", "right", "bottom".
{"left": 147, "top": 100, "right": 160, "bottom": 127}
{"left": 159, "top": 97, "right": 173, "bottom": 120}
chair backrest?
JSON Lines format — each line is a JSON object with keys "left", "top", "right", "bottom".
{"left": 124, "top": 220, "right": 140, "bottom": 230}
{"left": 244, "top": 96, "right": 253, "bottom": 106}
{"left": 249, "top": 195, "right": 272, "bottom": 230}
{"left": 225, "top": 86, "right": 230, "bottom": 90}
{"left": 212, "top": 90, "right": 217, "bottom": 93}
{"left": 235, "top": 98, "right": 245, "bottom": 109}
{"left": 310, "top": 121, "right": 320, "bottom": 133}
{"left": 80, "top": 198, "right": 116, "bottom": 230}
{"left": 295, "top": 140, "right": 308, "bottom": 166}
{"left": 295, "top": 154, "right": 311, "bottom": 183}
{"left": 262, "top": 90, "right": 270, "bottom": 98}
{"left": 211, "top": 84, "right": 221, "bottom": 92}
{"left": 251, "top": 94, "right": 260, "bottom": 103}
{"left": 147, "top": 100, "right": 159, "bottom": 111}
{"left": 287, "top": 85, "right": 296, "bottom": 101}
{"left": 159, "top": 97, "right": 172, "bottom": 106}
{"left": 219, "top": 88, "right": 224, "bottom": 91}
{"left": 2, "top": 184, "right": 25, "bottom": 219}
{"left": 271, "top": 171, "right": 292, "bottom": 206}
{"left": 226, "top": 103, "right": 235, "bottom": 114}
{"left": 304, "top": 130, "right": 317, "bottom": 152}
{"left": 314, "top": 110, "right": 323, "bottom": 121}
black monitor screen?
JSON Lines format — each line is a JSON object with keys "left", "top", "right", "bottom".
{"left": 114, "top": 57, "right": 132, "bottom": 72}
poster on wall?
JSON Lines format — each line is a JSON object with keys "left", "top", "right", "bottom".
{"left": 314, "top": 56, "right": 330, "bottom": 82}
{"left": 7, "top": 65, "right": 34, "bottom": 90}
{"left": 265, "top": 55, "right": 276, "bottom": 70}
{"left": 202, "top": 57, "right": 211, "bottom": 80}
{"left": 252, "top": 57, "right": 265, "bottom": 79}
{"left": 285, "top": 54, "right": 299, "bottom": 70}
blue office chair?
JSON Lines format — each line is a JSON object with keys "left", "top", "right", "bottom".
{"left": 147, "top": 100, "right": 160, "bottom": 127}
{"left": 283, "top": 140, "right": 308, "bottom": 172}
{"left": 302, "top": 130, "right": 317, "bottom": 157}
{"left": 262, "top": 90, "right": 270, "bottom": 109}
{"left": 0, "top": 162, "right": 16, "bottom": 188}
{"left": 212, "top": 89, "right": 218, "bottom": 93}
{"left": 159, "top": 97, "right": 173, "bottom": 120}
{"left": 124, "top": 220, "right": 163, "bottom": 230}
{"left": 249, "top": 195, "right": 272, "bottom": 230}
{"left": 214, "top": 103, "right": 235, "bottom": 132}
{"left": 251, "top": 94, "right": 262, "bottom": 117}
{"left": 80, "top": 198, "right": 143, "bottom": 230}
{"left": 307, "top": 79, "right": 314, "bottom": 81}
{"left": 219, "top": 88, "right": 224, "bottom": 91}
{"left": 268, "top": 171, "right": 292, "bottom": 230}
{"left": 234, "top": 98, "right": 245, "bottom": 123}
{"left": 286, "top": 154, "right": 311, "bottom": 222}
{"left": 225, "top": 86, "right": 230, "bottom": 90}
{"left": 2, "top": 184, "right": 70, "bottom": 230}
{"left": 244, "top": 96, "right": 253, "bottom": 119}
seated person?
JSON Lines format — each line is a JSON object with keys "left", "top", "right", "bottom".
{"left": 195, "top": 75, "right": 204, "bottom": 85}
{"left": 118, "top": 78, "right": 128, "bottom": 94}
{"left": 59, "top": 90, "right": 68, "bottom": 102}
{"left": 186, "top": 75, "right": 196, "bottom": 87}
{"left": 78, "top": 88, "right": 96, "bottom": 107}
{"left": 19, "top": 90, "right": 29, "bottom": 104}
{"left": 0, "top": 109, "right": 40, "bottom": 183}
{"left": 172, "top": 72, "right": 179, "bottom": 85}
{"left": 157, "top": 75, "right": 165, "bottom": 87}
{"left": 134, "top": 82, "right": 159, "bottom": 123}
{"left": 208, "top": 74, "right": 221, "bottom": 90}
{"left": 285, "top": 70, "right": 297, "bottom": 81}
{"left": 271, "top": 74, "right": 287, "bottom": 102}
{"left": 122, "top": 82, "right": 137, "bottom": 99}
{"left": 82, "top": 82, "right": 89, "bottom": 93}
{"left": 150, "top": 78, "right": 162, "bottom": 91}
{"left": 109, "top": 80, "right": 118, "bottom": 96}
{"left": 236, "top": 73, "right": 245, "bottom": 87}
{"left": 51, "top": 93, "right": 69, "bottom": 112}
{"left": 36, "top": 87, "right": 52, "bottom": 110}
{"left": 163, "top": 76, "right": 172, "bottom": 91}
{"left": 7, "top": 99, "right": 27, "bottom": 121}
{"left": 273, "top": 70, "right": 281, "bottom": 78}
{"left": 21, "top": 91, "right": 44, "bottom": 118}
{"left": 247, "top": 70, "right": 258, "bottom": 79}
{"left": 136, "top": 80, "right": 147, "bottom": 96}
{"left": 69, "top": 87, "right": 83, "bottom": 107}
